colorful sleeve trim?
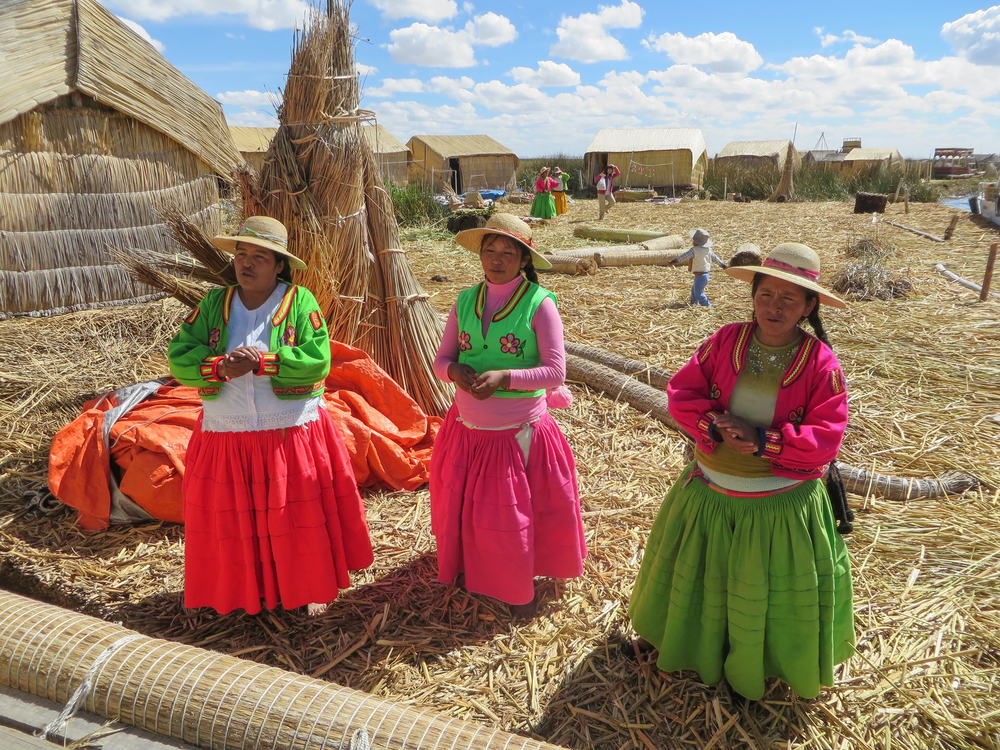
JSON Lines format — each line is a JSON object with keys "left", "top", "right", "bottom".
{"left": 782, "top": 337, "right": 816, "bottom": 388}
{"left": 697, "top": 409, "right": 722, "bottom": 443}
{"left": 221, "top": 286, "right": 236, "bottom": 325}
{"left": 830, "top": 367, "right": 846, "bottom": 395}
{"left": 257, "top": 352, "right": 279, "bottom": 376}
{"left": 695, "top": 337, "right": 713, "bottom": 364}
{"left": 732, "top": 323, "right": 753, "bottom": 375}
{"left": 198, "top": 355, "right": 230, "bottom": 383}
{"left": 273, "top": 382, "right": 324, "bottom": 397}
{"left": 271, "top": 285, "right": 298, "bottom": 327}
{"left": 184, "top": 306, "right": 201, "bottom": 325}
{"left": 760, "top": 428, "right": 783, "bottom": 458}
{"left": 309, "top": 310, "right": 323, "bottom": 331}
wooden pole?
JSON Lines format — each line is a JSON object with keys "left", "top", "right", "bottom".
{"left": 943, "top": 214, "right": 960, "bottom": 240}
{"left": 893, "top": 177, "right": 904, "bottom": 203}
{"left": 882, "top": 219, "right": 945, "bottom": 242}
{"left": 982, "top": 243, "right": 998, "bottom": 302}
{"left": 904, "top": 186, "right": 909, "bottom": 214}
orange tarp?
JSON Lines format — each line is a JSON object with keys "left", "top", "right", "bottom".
{"left": 49, "top": 341, "right": 440, "bottom": 530}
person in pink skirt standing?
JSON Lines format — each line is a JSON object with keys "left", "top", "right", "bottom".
{"left": 430, "top": 213, "right": 588, "bottom": 617}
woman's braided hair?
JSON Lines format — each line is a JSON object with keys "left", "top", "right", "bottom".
{"left": 752, "top": 274, "right": 854, "bottom": 534}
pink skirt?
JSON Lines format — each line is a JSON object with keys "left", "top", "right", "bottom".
{"left": 182, "top": 408, "right": 374, "bottom": 614}
{"left": 429, "top": 406, "right": 587, "bottom": 604}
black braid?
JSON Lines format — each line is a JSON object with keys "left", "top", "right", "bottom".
{"left": 752, "top": 274, "right": 854, "bottom": 534}
{"left": 522, "top": 253, "right": 540, "bottom": 285}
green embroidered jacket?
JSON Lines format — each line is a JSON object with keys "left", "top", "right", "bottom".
{"left": 168, "top": 284, "right": 330, "bottom": 401}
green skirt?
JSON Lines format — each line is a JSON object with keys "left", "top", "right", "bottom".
{"left": 628, "top": 463, "right": 854, "bottom": 699}
{"left": 530, "top": 191, "right": 557, "bottom": 218}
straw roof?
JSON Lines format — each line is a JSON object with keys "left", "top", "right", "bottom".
{"left": 585, "top": 127, "right": 707, "bottom": 158}
{"left": 0, "top": 0, "right": 241, "bottom": 176}
{"left": 406, "top": 134, "right": 515, "bottom": 158}
{"left": 362, "top": 123, "right": 408, "bottom": 155}
{"left": 717, "top": 139, "right": 799, "bottom": 162}
{"left": 228, "top": 126, "right": 277, "bottom": 155}
{"left": 843, "top": 148, "right": 905, "bottom": 165}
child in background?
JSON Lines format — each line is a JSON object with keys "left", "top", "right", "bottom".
{"left": 670, "top": 228, "right": 728, "bottom": 306}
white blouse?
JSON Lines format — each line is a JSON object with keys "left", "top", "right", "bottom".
{"left": 201, "top": 283, "right": 321, "bottom": 433}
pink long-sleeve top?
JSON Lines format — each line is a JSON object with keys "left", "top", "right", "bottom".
{"left": 434, "top": 276, "right": 566, "bottom": 428}
{"left": 535, "top": 176, "right": 559, "bottom": 193}
{"left": 667, "top": 322, "right": 849, "bottom": 481}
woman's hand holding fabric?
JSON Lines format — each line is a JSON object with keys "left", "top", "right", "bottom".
{"left": 470, "top": 370, "right": 510, "bottom": 400}
{"left": 447, "top": 362, "right": 479, "bottom": 393}
{"left": 713, "top": 412, "right": 759, "bottom": 454}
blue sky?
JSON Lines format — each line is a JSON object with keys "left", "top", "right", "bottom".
{"left": 107, "top": 0, "right": 1000, "bottom": 159}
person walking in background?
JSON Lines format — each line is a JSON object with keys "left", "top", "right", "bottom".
{"left": 168, "top": 216, "right": 374, "bottom": 617}
{"left": 430, "top": 213, "right": 587, "bottom": 618}
{"left": 670, "top": 228, "right": 728, "bottom": 306}
{"left": 625, "top": 242, "right": 854, "bottom": 702}
{"left": 551, "top": 167, "right": 569, "bottom": 216}
{"left": 596, "top": 164, "right": 620, "bottom": 220}
{"left": 529, "top": 167, "right": 559, "bottom": 219}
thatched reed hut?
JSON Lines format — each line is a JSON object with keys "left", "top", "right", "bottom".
{"left": 0, "top": 0, "right": 241, "bottom": 318}
{"left": 229, "top": 126, "right": 277, "bottom": 172}
{"left": 584, "top": 127, "right": 708, "bottom": 191}
{"left": 802, "top": 149, "right": 847, "bottom": 168}
{"left": 362, "top": 123, "right": 409, "bottom": 186}
{"left": 715, "top": 139, "right": 801, "bottom": 170}
{"left": 843, "top": 148, "right": 905, "bottom": 173}
{"left": 406, "top": 134, "right": 518, "bottom": 193}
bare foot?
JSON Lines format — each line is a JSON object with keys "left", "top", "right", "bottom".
{"left": 306, "top": 602, "right": 328, "bottom": 618}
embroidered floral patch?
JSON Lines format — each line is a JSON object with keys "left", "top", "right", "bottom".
{"left": 709, "top": 383, "right": 721, "bottom": 401}
{"left": 458, "top": 331, "right": 471, "bottom": 351}
{"left": 788, "top": 405, "right": 805, "bottom": 425}
{"left": 282, "top": 325, "right": 297, "bottom": 347}
{"left": 499, "top": 333, "right": 523, "bottom": 357}
{"left": 208, "top": 327, "right": 221, "bottom": 349}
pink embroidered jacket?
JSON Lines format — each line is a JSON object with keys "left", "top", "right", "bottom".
{"left": 667, "top": 322, "right": 849, "bottom": 481}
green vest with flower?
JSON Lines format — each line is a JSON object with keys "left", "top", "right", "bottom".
{"left": 455, "top": 279, "right": 555, "bottom": 398}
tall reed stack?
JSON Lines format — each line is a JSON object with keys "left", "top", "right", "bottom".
{"left": 254, "top": 0, "right": 452, "bottom": 416}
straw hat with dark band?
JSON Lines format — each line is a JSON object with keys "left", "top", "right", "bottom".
{"left": 725, "top": 242, "right": 845, "bottom": 308}
{"left": 211, "top": 216, "right": 307, "bottom": 270}
{"left": 455, "top": 213, "right": 553, "bottom": 270}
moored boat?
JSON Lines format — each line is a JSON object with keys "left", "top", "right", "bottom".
{"left": 978, "top": 179, "right": 1000, "bottom": 228}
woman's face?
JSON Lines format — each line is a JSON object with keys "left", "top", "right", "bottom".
{"left": 753, "top": 275, "right": 817, "bottom": 346}
{"left": 233, "top": 242, "right": 284, "bottom": 294}
{"left": 480, "top": 234, "right": 528, "bottom": 285}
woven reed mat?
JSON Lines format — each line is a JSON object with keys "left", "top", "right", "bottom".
{"left": 0, "top": 591, "right": 567, "bottom": 750}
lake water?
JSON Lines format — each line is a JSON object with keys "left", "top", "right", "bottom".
{"left": 939, "top": 195, "right": 975, "bottom": 212}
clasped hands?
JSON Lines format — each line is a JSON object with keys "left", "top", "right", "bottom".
{"left": 447, "top": 363, "right": 510, "bottom": 401}
{"left": 217, "top": 346, "right": 262, "bottom": 380}
{"left": 712, "top": 412, "right": 760, "bottom": 455}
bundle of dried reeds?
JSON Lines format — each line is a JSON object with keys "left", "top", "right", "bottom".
{"left": 113, "top": 249, "right": 207, "bottom": 309}
{"left": 767, "top": 142, "right": 796, "bottom": 202}
{"left": 572, "top": 227, "right": 668, "bottom": 243}
{"left": 538, "top": 255, "right": 599, "bottom": 275}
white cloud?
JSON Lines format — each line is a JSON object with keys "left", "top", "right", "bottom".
{"left": 225, "top": 32, "right": 245, "bottom": 40}
{"left": 116, "top": 17, "right": 165, "bottom": 53}
{"left": 356, "top": 63, "right": 378, "bottom": 76}
{"left": 217, "top": 90, "right": 277, "bottom": 107}
{"left": 225, "top": 109, "right": 280, "bottom": 127}
{"left": 365, "top": 78, "right": 425, "bottom": 98}
{"left": 427, "top": 75, "right": 477, "bottom": 98}
{"left": 549, "top": 0, "right": 644, "bottom": 63}
{"left": 942, "top": 5, "right": 1000, "bottom": 65}
{"left": 105, "top": 0, "right": 310, "bottom": 31}
{"left": 508, "top": 60, "right": 580, "bottom": 87}
{"left": 643, "top": 30, "right": 762, "bottom": 74}
{"left": 815, "top": 28, "right": 878, "bottom": 48}
{"left": 468, "top": 12, "right": 517, "bottom": 47}
{"left": 365, "top": 0, "right": 457, "bottom": 23}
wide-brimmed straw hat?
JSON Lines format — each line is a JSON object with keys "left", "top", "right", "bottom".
{"left": 454, "top": 213, "right": 553, "bottom": 270}
{"left": 690, "top": 228, "right": 711, "bottom": 247}
{"left": 725, "top": 242, "right": 845, "bottom": 308}
{"left": 211, "top": 216, "right": 307, "bottom": 270}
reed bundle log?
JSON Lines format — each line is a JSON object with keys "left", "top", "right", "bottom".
{"left": 881, "top": 219, "right": 945, "bottom": 242}
{"left": 639, "top": 235, "right": 686, "bottom": 252}
{"left": 564, "top": 341, "right": 670, "bottom": 389}
{"left": 593, "top": 249, "right": 683, "bottom": 267}
{"left": 0, "top": 591, "right": 565, "bottom": 750}
{"left": 566, "top": 348, "right": 979, "bottom": 502}
{"left": 934, "top": 263, "right": 1000, "bottom": 301}
{"left": 547, "top": 245, "right": 641, "bottom": 259}
{"left": 537, "top": 256, "right": 598, "bottom": 275}
{"left": 571, "top": 228, "right": 668, "bottom": 243}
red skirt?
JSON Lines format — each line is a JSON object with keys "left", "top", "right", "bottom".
{"left": 182, "top": 408, "right": 373, "bottom": 614}
{"left": 429, "top": 407, "right": 587, "bottom": 605}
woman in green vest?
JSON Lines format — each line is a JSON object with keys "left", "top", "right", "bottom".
{"left": 430, "top": 214, "right": 588, "bottom": 617}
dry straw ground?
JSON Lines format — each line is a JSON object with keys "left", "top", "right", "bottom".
{"left": 1, "top": 197, "right": 999, "bottom": 750}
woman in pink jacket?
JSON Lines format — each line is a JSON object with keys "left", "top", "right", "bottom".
{"left": 625, "top": 243, "right": 854, "bottom": 703}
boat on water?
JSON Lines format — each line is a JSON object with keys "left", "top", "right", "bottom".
{"left": 974, "top": 179, "right": 1000, "bottom": 228}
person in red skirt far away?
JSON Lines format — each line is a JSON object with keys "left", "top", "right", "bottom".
{"left": 625, "top": 242, "right": 856, "bottom": 703}
{"left": 430, "top": 213, "right": 588, "bottom": 618}
{"left": 168, "top": 215, "right": 374, "bottom": 617}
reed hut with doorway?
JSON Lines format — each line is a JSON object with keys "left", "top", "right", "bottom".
{"left": 406, "top": 134, "right": 518, "bottom": 194}
{"left": 842, "top": 148, "right": 905, "bottom": 174}
{"left": 0, "top": 0, "right": 241, "bottom": 318}
{"left": 362, "top": 123, "right": 409, "bottom": 186}
{"left": 584, "top": 127, "right": 708, "bottom": 191}
{"left": 229, "top": 126, "right": 277, "bottom": 172}
{"left": 715, "top": 140, "right": 801, "bottom": 170}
